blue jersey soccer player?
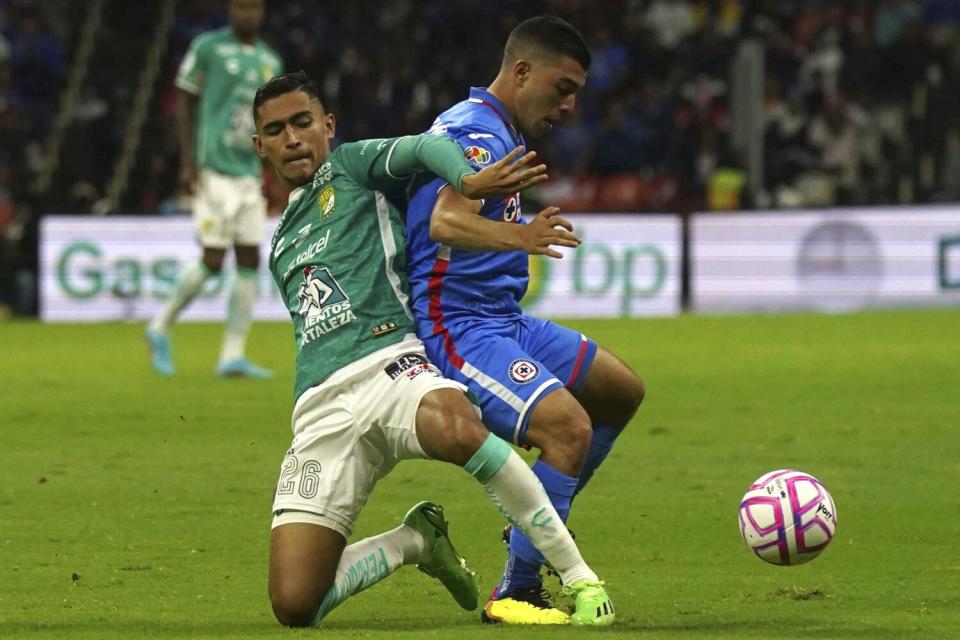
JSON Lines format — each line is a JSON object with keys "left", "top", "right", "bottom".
{"left": 406, "top": 16, "right": 645, "bottom": 624}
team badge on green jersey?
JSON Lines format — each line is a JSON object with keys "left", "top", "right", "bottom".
{"left": 317, "top": 186, "right": 336, "bottom": 217}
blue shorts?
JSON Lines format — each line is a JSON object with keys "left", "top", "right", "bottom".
{"left": 422, "top": 315, "right": 598, "bottom": 445}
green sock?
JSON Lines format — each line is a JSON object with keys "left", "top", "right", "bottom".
{"left": 311, "top": 528, "right": 410, "bottom": 624}
{"left": 464, "top": 434, "right": 597, "bottom": 587}
{"left": 219, "top": 266, "right": 258, "bottom": 363}
{"left": 151, "top": 261, "right": 210, "bottom": 334}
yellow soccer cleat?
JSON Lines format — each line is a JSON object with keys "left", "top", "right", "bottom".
{"left": 481, "top": 585, "right": 570, "bottom": 625}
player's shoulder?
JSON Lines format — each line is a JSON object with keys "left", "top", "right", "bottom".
{"left": 325, "top": 142, "right": 371, "bottom": 181}
{"left": 438, "top": 99, "right": 498, "bottom": 130}
{"left": 328, "top": 139, "right": 367, "bottom": 164}
{"left": 327, "top": 142, "right": 351, "bottom": 169}
{"left": 190, "top": 26, "right": 231, "bottom": 51}
{"left": 436, "top": 101, "right": 513, "bottom": 153}
{"left": 257, "top": 39, "right": 283, "bottom": 64}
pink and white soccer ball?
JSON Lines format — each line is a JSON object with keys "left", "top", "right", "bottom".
{"left": 739, "top": 469, "right": 837, "bottom": 565}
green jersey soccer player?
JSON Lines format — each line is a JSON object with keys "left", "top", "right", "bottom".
{"left": 147, "top": 0, "right": 282, "bottom": 378}
{"left": 252, "top": 71, "right": 614, "bottom": 627}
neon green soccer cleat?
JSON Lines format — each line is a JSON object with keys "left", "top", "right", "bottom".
{"left": 564, "top": 579, "right": 615, "bottom": 626}
{"left": 403, "top": 501, "right": 479, "bottom": 611}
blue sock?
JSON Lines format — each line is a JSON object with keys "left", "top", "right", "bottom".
{"left": 496, "top": 460, "right": 577, "bottom": 596}
{"left": 575, "top": 424, "right": 622, "bottom": 494}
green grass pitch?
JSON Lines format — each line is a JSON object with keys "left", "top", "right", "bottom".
{"left": 1, "top": 309, "right": 958, "bottom": 639}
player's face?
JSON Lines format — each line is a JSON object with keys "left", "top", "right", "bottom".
{"left": 253, "top": 91, "right": 336, "bottom": 187}
{"left": 229, "top": 0, "right": 264, "bottom": 37}
{"left": 515, "top": 54, "right": 586, "bottom": 138}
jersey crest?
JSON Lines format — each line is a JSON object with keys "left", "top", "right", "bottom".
{"left": 508, "top": 359, "right": 540, "bottom": 384}
{"left": 317, "top": 185, "right": 336, "bottom": 217}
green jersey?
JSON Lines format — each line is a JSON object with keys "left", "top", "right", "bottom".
{"left": 176, "top": 27, "right": 282, "bottom": 177}
{"left": 269, "top": 135, "right": 475, "bottom": 400}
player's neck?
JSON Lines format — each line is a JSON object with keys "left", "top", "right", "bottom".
{"left": 232, "top": 27, "right": 257, "bottom": 45}
{"left": 486, "top": 77, "right": 519, "bottom": 126}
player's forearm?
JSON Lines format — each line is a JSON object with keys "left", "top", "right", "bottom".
{"left": 388, "top": 135, "right": 473, "bottom": 193}
{"left": 430, "top": 206, "right": 521, "bottom": 252}
{"left": 175, "top": 90, "right": 198, "bottom": 166}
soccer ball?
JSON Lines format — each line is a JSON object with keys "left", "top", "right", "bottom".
{"left": 738, "top": 469, "right": 837, "bottom": 565}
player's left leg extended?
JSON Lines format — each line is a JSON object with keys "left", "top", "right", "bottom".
{"left": 270, "top": 504, "right": 474, "bottom": 627}
{"left": 270, "top": 342, "right": 502, "bottom": 627}
{"left": 216, "top": 244, "right": 272, "bottom": 378}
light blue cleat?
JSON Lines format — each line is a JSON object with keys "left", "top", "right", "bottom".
{"left": 145, "top": 328, "right": 174, "bottom": 377}
{"left": 216, "top": 358, "right": 273, "bottom": 379}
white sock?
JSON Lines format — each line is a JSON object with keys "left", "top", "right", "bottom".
{"left": 219, "top": 267, "right": 258, "bottom": 363}
{"left": 465, "top": 434, "right": 598, "bottom": 587}
{"left": 312, "top": 525, "right": 421, "bottom": 624}
{"left": 150, "top": 261, "right": 208, "bottom": 335}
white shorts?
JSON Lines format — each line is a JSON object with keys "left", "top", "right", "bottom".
{"left": 193, "top": 169, "right": 266, "bottom": 248}
{"left": 271, "top": 336, "right": 467, "bottom": 539}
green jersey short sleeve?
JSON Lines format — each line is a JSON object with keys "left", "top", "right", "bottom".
{"left": 268, "top": 134, "right": 475, "bottom": 400}
{"left": 175, "top": 27, "right": 283, "bottom": 177}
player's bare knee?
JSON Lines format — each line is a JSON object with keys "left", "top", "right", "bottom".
{"left": 532, "top": 405, "right": 592, "bottom": 463}
{"left": 622, "top": 372, "right": 646, "bottom": 420}
{"left": 201, "top": 252, "right": 224, "bottom": 274}
{"left": 416, "top": 390, "right": 488, "bottom": 464}
{"left": 447, "top": 410, "right": 489, "bottom": 465}
{"left": 270, "top": 586, "right": 320, "bottom": 628}
{"left": 589, "top": 369, "right": 645, "bottom": 428}
{"left": 234, "top": 245, "right": 260, "bottom": 270}
{"left": 564, "top": 412, "right": 594, "bottom": 454}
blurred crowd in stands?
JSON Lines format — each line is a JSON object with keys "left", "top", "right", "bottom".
{"left": 1, "top": 0, "right": 75, "bottom": 316}
{"left": 3, "top": 0, "right": 960, "bottom": 315}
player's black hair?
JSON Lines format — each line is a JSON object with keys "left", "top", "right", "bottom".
{"left": 252, "top": 70, "right": 324, "bottom": 122}
{"left": 504, "top": 15, "right": 591, "bottom": 71}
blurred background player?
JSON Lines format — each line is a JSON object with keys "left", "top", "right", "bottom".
{"left": 253, "top": 71, "right": 614, "bottom": 627}
{"left": 146, "top": 0, "right": 281, "bottom": 378}
{"left": 406, "top": 16, "right": 645, "bottom": 623}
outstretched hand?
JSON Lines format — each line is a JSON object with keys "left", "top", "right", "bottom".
{"left": 517, "top": 207, "right": 580, "bottom": 259}
{"left": 460, "top": 147, "right": 548, "bottom": 199}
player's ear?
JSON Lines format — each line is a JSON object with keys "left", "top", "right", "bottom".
{"left": 514, "top": 59, "right": 531, "bottom": 87}
{"left": 251, "top": 133, "right": 266, "bottom": 158}
{"left": 325, "top": 113, "right": 336, "bottom": 140}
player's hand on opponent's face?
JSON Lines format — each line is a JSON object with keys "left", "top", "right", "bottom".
{"left": 519, "top": 207, "right": 580, "bottom": 259}
{"left": 460, "top": 147, "right": 547, "bottom": 199}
